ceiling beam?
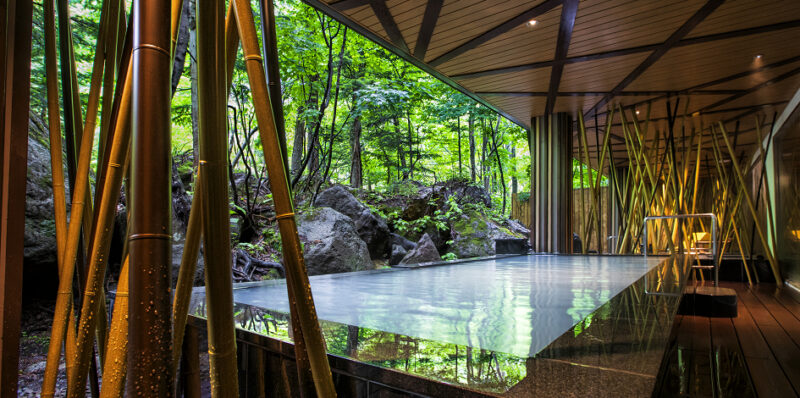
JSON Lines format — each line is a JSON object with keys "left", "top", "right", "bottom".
{"left": 370, "top": 0, "right": 409, "bottom": 52}
{"left": 478, "top": 89, "right": 745, "bottom": 97}
{"left": 452, "top": 18, "right": 800, "bottom": 81}
{"left": 545, "top": 0, "right": 578, "bottom": 115}
{"left": 428, "top": 0, "right": 562, "bottom": 67}
{"left": 413, "top": 0, "right": 444, "bottom": 60}
{"left": 330, "top": 0, "right": 369, "bottom": 12}
{"left": 697, "top": 65, "right": 800, "bottom": 112}
{"left": 584, "top": 0, "right": 725, "bottom": 118}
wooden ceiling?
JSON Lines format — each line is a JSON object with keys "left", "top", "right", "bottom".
{"left": 304, "top": 0, "right": 800, "bottom": 168}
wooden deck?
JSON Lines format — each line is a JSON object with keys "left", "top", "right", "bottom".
{"left": 655, "top": 282, "right": 800, "bottom": 397}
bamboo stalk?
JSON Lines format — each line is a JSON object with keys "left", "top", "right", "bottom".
{"left": 67, "top": 54, "right": 132, "bottom": 397}
{"left": 98, "top": 255, "right": 129, "bottom": 398}
{"left": 127, "top": 0, "right": 174, "bottom": 393}
{"left": 172, "top": 166, "right": 204, "bottom": 374}
{"left": 197, "top": 0, "right": 240, "bottom": 394}
{"left": 232, "top": 0, "right": 337, "bottom": 394}
{"left": 717, "top": 123, "right": 782, "bottom": 284}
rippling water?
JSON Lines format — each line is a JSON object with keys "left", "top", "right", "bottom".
{"left": 233, "top": 255, "right": 663, "bottom": 357}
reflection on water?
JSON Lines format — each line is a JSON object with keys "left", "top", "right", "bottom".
{"left": 230, "top": 255, "right": 663, "bottom": 357}
{"left": 190, "top": 255, "right": 688, "bottom": 394}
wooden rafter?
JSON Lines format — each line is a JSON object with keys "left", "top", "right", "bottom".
{"left": 413, "top": 0, "right": 443, "bottom": 60}
{"left": 428, "top": 0, "right": 562, "bottom": 67}
{"left": 452, "top": 19, "right": 800, "bottom": 81}
{"left": 330, "top": 0, "right": 368, "bottom": 11}
{"left": 584, "top": 0, "right": 726, "bottom": 118}
{"left": 370, "top": 0, "right": 408, "bottom": 53}
{"left": 544, "top": 0, "right": 578, "bottom": 115}
{"left": 479, "top": 89, "right": 745, "bottom": 97}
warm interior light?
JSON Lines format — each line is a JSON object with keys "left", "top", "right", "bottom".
{"left": 755, "top": 54, "right": 763, "bottom": 60}
{"left": 635, "top": 110, "right": 640, "bottom": 115}
{"left": 527, "top": 19, "right": 538, "bottom": 27}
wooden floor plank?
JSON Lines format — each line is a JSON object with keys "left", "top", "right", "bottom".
{"left": 738, "top": 287, "right": 800, "bottom": 395}
{"left": 769, "top": 285, "right": 800, "bottom": 322}
{"left": 709, "top": 317, "right": 755, "bottom": 397}
{"left": 752, "top": 286, "right": 800, "bottom": 349}
{"left": 746, "top": 357, "right": 798, "bottom": 398}
{"left": 730, "top": 293, "right": 772, "bottom": 359}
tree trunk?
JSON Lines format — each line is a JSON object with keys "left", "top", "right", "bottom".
{"left": 468, "top": 113, "right": 476, "bottom": 183}
{"left": 349, "top": 115, "right": 362, "bottom": 188}
{"left": 291, "top": 75, "right": 317, "bottom": 178}
{"left": 457, "top": 116, "right": 462, "bottom": 177}
{"left": 170, "top": 0, "right": 192, "bottom": 95}
{"left": 510, "top": 145, "right": 517, "bottom": 196}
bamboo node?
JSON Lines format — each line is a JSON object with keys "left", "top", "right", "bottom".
{"left": 129, "top": 233, "right": 171, "bottom": 241}
{"left": 133, "top": 43, "right": 169, "bottom": 58}
{"left": 275, "top": 212, "right": 295, "bottom": 220}
{"left": 244, "top": 55, "right": 263, "bottom": 62}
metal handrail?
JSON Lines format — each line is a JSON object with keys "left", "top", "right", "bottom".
{"left": 643, "top": 213, "right": 718, "bottom": 286}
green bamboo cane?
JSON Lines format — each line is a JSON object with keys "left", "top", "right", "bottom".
{"left": 717, "top": 123, "right": 781, "bottom": 284}
{"left": 233, "top": 0, "right": 337, "bottom": 394}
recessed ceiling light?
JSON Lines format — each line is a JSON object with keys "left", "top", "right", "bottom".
{"left": 635, "top": 110, "right": 640, "bottom": 115}
{"left": 755, "top": 54, "right": 763, "bottom": 60}
{"left": 527, "top": 19, "right": 538, "bottom": 27}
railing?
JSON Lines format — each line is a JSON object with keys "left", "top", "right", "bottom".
{"left": 643, "top": 213, "right": 718, "bottom": 286}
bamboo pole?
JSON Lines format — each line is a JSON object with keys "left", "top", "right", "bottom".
{"left": 717, "top": 123, "right": 782, "bottom": 284}
{"left": 42, "top": 0, "right": 114, "bottom": 388}
{"left": 127, "top": 0, "right": 174, "bottom": 393}
{"left": 232, "top": 0, "right": 337, "bottom": 394}
{"left": 98, "top": 255, "right": 129, "bottom": 398}
{"left": 67, "top": 53, "right": 132, "bottom": 397}
{"left": 197, "top": 0, "right": 240, "bottom": 394}
{"left": 171, "top": 166, "right": 204, "bottom": 374}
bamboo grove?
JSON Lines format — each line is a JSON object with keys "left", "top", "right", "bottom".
{"left": 38, "top": 0, "right": 338, "bottom": 395}
{"left": 573, "top": 100, "right": 781, "bottom": 286}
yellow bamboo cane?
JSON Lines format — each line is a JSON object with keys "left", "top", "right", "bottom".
{"left": 717, "top": 123, "right": 781, "bottom": 284}
{"left": 41, "top": 0, "right": 114, "bottom": 390}
{"left": 67, "top": 54, "right": 132, "bottom": 397}
{"left": 232, "top": 0, "right": 337, "bottom": 394}
{"left": 98, "top": 255, "right": 129, "bottom": 398}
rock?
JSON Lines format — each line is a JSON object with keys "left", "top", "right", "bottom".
{"left": 23, "top": 133, "right": 59, "bottom": 298}
{"left": 297, "top": 207, "right": 372, "bottom": 275}
{"left": 389, "top": 244, "right": 407, "bottom": 266}
{"left": 449, "top": 210, "right": 525, "bottom": 258}
{"left": 399, "top": 233, "right": 441, "bottom": 265}
{"left": 390, "top": 233, "right": 416, "bottom": 251}
{"left": 314, "top": 185, "right": 390, "bottom": 259}
{"left": 505, "top": 219, "right": 530, "bottom": 237}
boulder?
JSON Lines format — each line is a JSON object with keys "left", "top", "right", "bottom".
{"left": 315, "top": 185, "right": 390, "bottom": 259}
{"left": 24, "top": 134, "right": 59, "bottom": 296}
{"left": 449, "top": 210, "right": 525, "bottom": 258}
{"left": 390, "top": 233, "right": 416, "bottom": 251}
{"left": 399, "top": 233, "right": 441, "bottom": 265}
{"left": 389, "top": 244, "right": 407, "bottom": 266}
{"left": 297, "top": 207, "right": 372, "bottom": 275}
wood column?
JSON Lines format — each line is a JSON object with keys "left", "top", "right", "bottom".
{"left": 530, "top": 113, "right": 573, "bottom": 253}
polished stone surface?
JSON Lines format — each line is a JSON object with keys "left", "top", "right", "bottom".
{"left": 190, "top": 254, "right": 689, "bottom": 395}
{"left": 230, "top": 255, "right": 665, "bottom": 357}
